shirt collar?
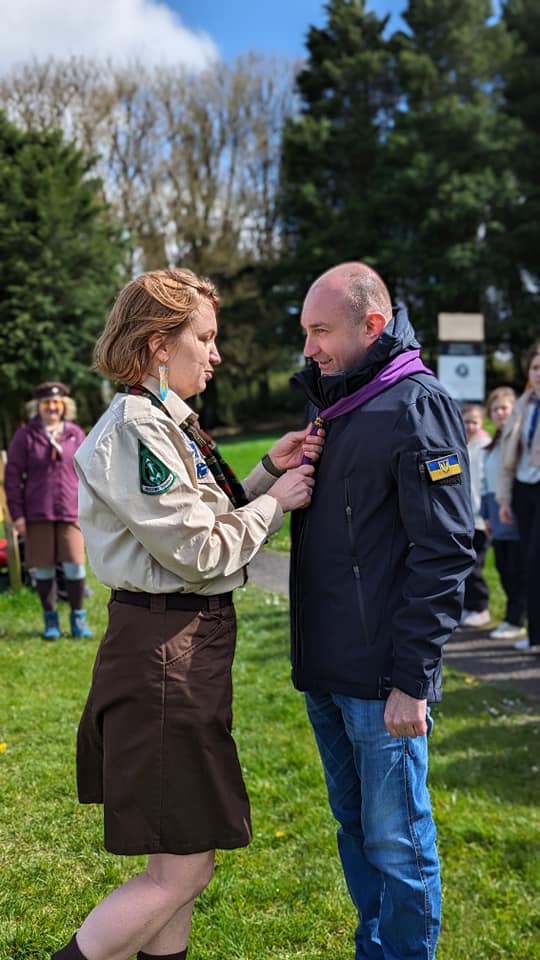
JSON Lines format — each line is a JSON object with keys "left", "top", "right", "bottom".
{"left": 142, "top": 374, "right": 195, "bottom": 426}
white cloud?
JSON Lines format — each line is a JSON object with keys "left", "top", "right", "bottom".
{"left": 1, "top": 0, "right": 219, "bottom": 72}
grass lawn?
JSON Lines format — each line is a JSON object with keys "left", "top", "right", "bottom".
{"left": 0, "top": 435, "right": 539, "bottom": 959}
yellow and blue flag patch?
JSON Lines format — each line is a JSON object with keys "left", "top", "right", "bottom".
{"left": 424, "top": 453, "right": 462, "bottom": 482}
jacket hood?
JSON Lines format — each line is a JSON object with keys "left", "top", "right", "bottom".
{"left": 291, "top": 304, "right": 421, "bottom": 409}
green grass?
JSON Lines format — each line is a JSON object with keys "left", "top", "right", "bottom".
{"left": 0, "top": 579, "right": 538, "bottom": 960}
{"left": 221, "top": 434, "right": 291, "bottom": 552}
{"left": 1, "top": 435, "right": 539, "bottom": 959}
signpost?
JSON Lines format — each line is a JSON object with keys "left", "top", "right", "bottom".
{"left": 437, "top": 313, "right": 485, "bottom": 402}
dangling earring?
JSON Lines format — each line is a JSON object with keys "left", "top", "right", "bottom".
{"left": 158, "top": 363, "right": 169, "bottom": 401}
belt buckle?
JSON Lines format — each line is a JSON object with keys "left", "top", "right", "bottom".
{"left": 207, "top": 595, "right": 222, "bottom": 612}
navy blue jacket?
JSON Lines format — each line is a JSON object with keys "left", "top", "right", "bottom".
{"left": 289, "top": 307, "right": 475, "bottom": 702}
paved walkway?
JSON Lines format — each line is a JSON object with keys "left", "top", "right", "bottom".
{"left": 248, "top": 549, "right": 540, "bottom": 708}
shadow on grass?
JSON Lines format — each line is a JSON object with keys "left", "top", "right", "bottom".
{"left": 430, "top": 685, "right": 539, "bottom": 806}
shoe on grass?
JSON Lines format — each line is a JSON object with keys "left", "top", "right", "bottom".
{"left": 489, "top": 622, "right": 526, "bottom": 641}
{"left": 461, "top": 610, "right": 490, "bottom": 628}
{"left": 43, "top": 610, "right": 60, "bottom": 641}
{"left": 70, "top": 609, "right": 92, "bottom": 638}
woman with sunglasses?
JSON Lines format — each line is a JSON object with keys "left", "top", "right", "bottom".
{"left": 5, "top": 381, "right": 92, "bottom": 639}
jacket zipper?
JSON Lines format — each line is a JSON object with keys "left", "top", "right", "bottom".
{"left": 292, "top": 513, "right": 307, "bottom": 672}
{"left": 344, "top": 479, "right": 372, "bottom": 644}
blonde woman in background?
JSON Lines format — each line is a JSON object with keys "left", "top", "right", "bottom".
{"left": 5, "top": 381, "right": 91, "bottom": 640}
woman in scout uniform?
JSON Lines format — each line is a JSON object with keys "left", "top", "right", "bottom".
{"left": 52, "top": 267, "right": 322, "bottom": 960}
{"left": 5, "top": 381, "right": 92, "bottom": 640}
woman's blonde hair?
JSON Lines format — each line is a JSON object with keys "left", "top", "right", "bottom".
{"left": 94, "top": 267, "right": 220, "bottom": 384}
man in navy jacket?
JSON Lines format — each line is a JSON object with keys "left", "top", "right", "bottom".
{"left": 290, "top": 262, "right": 475, "bottom": 960}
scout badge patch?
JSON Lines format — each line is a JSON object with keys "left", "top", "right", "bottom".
{"left": 424, "top": 453, "right": 462, "bottom": 482}
{"left": 138, "top": 440, "right": 176, "bottom": 494}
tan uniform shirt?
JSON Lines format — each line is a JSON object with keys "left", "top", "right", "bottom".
{"left": 75, "top": 377, "right": 283, "bottom": 594}
{"left": 496, "top": 389, "right": 540, "bottom": 506}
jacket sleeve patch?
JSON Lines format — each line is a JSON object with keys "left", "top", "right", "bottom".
{"left": 138, "top": 440, "right": 176, "bottom": 494}
{"left": 423, "top": 452, "right": 462, "bottom": 484}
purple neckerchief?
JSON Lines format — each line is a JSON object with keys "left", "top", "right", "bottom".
{"left": 302, "top": 349, "right": 433, "bottom": 462}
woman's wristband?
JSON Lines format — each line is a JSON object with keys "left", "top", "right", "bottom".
{"left": 261, "top": 453, "right": 285, "bottom": 478}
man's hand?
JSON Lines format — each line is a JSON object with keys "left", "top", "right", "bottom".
{"left": 268, "top": 423, "right": 325, "bottom": 471}
{"left": 384, "top": 688, "right": 428, "bottom": 739}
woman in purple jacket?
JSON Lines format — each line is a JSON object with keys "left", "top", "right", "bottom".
{"left": 5, "top": 381, "right": 92, "bottom": 640}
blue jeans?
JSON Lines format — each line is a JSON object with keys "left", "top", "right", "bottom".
{"left": 305, "top": 693, "right": 440, "bottom": 960}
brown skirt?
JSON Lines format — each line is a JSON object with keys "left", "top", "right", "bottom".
{"left": 77, "top": 596, "right": 251, "bottom": 856}
{"left": 25, "top": 521, "right": 85, "bottom": 568}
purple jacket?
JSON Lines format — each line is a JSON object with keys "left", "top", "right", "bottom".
{"left": 5, "top": 417, "right": 86, "bottom": 523}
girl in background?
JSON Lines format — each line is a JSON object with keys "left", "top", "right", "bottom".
{"left": 481, "top": 387, "right": 525, "bottom": 641}
{"left": 461, "top": 402, "right": 490, "bottom": 627}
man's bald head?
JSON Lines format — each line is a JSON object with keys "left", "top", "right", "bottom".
{"left": 308, "top": 262, "right": 393, "bottom": 327}
{"left": 301, "top": 262, "right": 393, "bottom": 375}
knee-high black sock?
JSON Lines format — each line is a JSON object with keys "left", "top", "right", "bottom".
{"left": 137, "top": 950, "right": 187, "bottom": 960}
{"left": 36, "top": 577, "right": 57, "bottom": 613}
{"left": 51, "top": 934, "right": 88, "bottom": 960}
{"left": 65, "top": 577, "right": 86, "bottom": 611}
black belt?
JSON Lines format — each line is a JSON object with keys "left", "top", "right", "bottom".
{"left": 111, "top": 589, "right": 233, "bottom": 612}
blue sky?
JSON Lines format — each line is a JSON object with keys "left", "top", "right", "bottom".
{"left": 2, "top": 0, "right": 407, "bottom": 73}
{"left": 172, "top": 0, "right": 406, "bottom": 61}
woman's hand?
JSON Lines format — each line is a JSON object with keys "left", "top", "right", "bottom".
{"left": 13, "top": 517, "right": 26, "bottom": 538}
{"left": 499, "top": 504, "right": 513, "bottom": 525}
{"left": 268, "top": 464, "right": 315, "bottom": 512}
{"left": 268, "top": 423, "right": 325, "bottom": 471}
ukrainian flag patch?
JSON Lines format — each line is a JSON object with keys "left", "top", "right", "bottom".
{"left": 424, "top": 453, "right": 462, "bottom": 482}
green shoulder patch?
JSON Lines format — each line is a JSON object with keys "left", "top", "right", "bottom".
{"left": 138, "top": 440, "right": 176, "bottom": 495}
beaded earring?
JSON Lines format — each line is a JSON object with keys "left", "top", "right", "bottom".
{"left": 158, "top": 363, "right": 169, "bottom": 401}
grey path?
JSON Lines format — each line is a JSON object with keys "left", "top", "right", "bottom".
{"left": 248, "top": 549, "right": 540, "bottom": 708}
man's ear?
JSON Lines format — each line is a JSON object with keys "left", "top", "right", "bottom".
{"left": 365, "top": 311, "right": 387, "bottom": 342}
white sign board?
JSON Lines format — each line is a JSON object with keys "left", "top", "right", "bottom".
{"left": 437, "top": 353, "right": 485, "bottom": 402}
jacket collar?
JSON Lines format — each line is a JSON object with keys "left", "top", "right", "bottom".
{"left": 291, "top": 304, "right": 421, "bottom": 408}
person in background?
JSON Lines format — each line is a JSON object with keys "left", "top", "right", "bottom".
{"left": 289, "top": 261, "right": 475, "bottom": 960}
{"left": 51, "top": 267, "right": 322, "bottom": 960}
{"left": 497, "top": 341, "right": 540, "bottom": 652}
{"left": 460, "top": 402, "right": 491, "bottom": 628}
{"left": 481, "top": 387, "right": 526, "bottom": 642}
{"left": 5, "top": 381, "right": 92, "bottom": 640}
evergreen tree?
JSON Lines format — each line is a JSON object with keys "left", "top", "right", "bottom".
{"left": 280, "top": 0, "right": 398, "bottom": 326}
{"left": 375, "top": 0, "right": 522, "bottom": 347}
{"left": 0, "top": 112, "right": 126, "bottom": 442}
{"left": 498, "top": 0, "right": 540, "bottom": 372}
